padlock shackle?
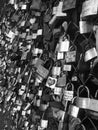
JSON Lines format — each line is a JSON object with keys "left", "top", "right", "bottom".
{"left": 44, "top": 58, "right": 54, "bottom": 71}
{"left": 95, "top": 89, "right": 98, "bottom": 99}
{"left": 65, "top": 82, "right": 74, "bottom": 91}
{"left": 77, "top": 85, "right": 90, "bottom": 98}
{"left": 71, "top": 96, "right": 77, "bottom": 104}
{"left": 69, "top": 40, "right": 77, "bottom": 51}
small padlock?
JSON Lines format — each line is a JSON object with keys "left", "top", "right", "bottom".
{"left": 63, "top": 64, "right": 71, "bottom": 71}
{"left": 56, "top": 52, "right": 64, "bottom": 60}
{"left": 40, "top": 115, "right": 48, "bottom": 129}
{"left": 65, "top": 43, "right": 77, "bottom": 63}
{"left": 63, "top": 83, "right": 74, "bottom": 101}
{"left": 54, "top": 87, "right": 62, "bottom": 95}
{"left": 85, "top": 47, "right": 97, "bottom": 62}
{"left": 59, "top": 34, "right": 70, "bottom": 52}
{"left": 9, "top": 0, "right": 15, "bottom": 4}
{"left": 46, "top": 76, "right": 57, "bottom": 89}
{"left": 57, "top": 72, "right": 66, "bottom": 87}
{"left": 52, "top": 60, "right": 61, "bottom": 76}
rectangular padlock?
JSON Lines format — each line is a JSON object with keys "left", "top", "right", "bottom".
{"left": 80, "top": 0, "right": 98, "bottom": 18}
{"left": 54, "top": 87, "right": 62, "bottom": 95}
{"left": 63, "top": 64, "right": 71, "bottom": 71}
{"left": 57, "top": 75, "right": 66, "bottom": 87}
{"left": 57, "top": 52, "right": 64, "bottom": 60}
{"left": 59, "top": 38, "right": 70, "bottom": 52}
{"left": 63, "top": 90, "right": 74, "bottom": 101}
{"left": 65, "top": 51, "right": 76, "bottom": 63}
{"left": 36, "top": 64, "right": 49, "bottom": 79}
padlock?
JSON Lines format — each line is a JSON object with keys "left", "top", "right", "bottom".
{"left": 40, "top": 119, "right": 48, "bottom": 129}
{"left": 85, "top": 47, "right": 97, "bottom": 62}
{"left": 49, "top": 1, "right": 67, "bottom": 26}
{"left": 9, "top": 0, "right": 15, "bottom": 4}
{"left": 57, "top": 72, "right": 66, "bottom": 87}
{"left": 54, "top": 87, "right": 62, "bottom": 95}
{"left": 52, "top": 60, "right": 61, "bottom": 76}
{"left": 68, "top": 97, "right": 85, "bottom": 119}
{"left": 76, "top": 85, "right": 90, "bottom": 109}
{"left": 56, "top": 52, "right": 64, "bottom": 60}
{"left": 36, "top": 58, "right": 54, "bottom": 83}
{"left": 79, "top": 20, "right": 93, "bottom": 34}
{"left": 63, "top": 83, "right": 74, "bottom": 101}
{"left": 46, "top": 76, "right": 57, "bottom": 89}
{"left": 63, "top": 64, "right": 72, "bottom": 71}
{"left": 59, "top": 34, "right": 70, "bottom": 52}
{"left": 65, "top": 43, "right": 77, "bottom": 63}
{"left": 80, "top": 0, "right": 98, "bottom": 19}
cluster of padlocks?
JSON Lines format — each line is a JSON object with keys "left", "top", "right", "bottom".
{"left": 0, "top": 0, "right": 98, "bottom": 130}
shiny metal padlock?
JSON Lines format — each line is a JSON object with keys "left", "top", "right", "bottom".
{"left": 80, "top": 0, "right": 98, "bottom": 18}
{"left": 9, "top": 0, "right": 15, "bottom": 4}
{"left": 40, "top": 119, "right": 48, "bottom": 129}
{"left": 56, "top": 52, "right": 64, "bottom": 60}
{"left": 36, "top": 58, "right": 53, "bottom": 83}
{"left": 63, "top": 64, "right": 72, "bottom": 71}
{"left": 68, "top": 97, "right": 80, "bottom": 118}
{"left": 86, "top": 89, "right": 98, "bottom": 120}
{"left": 54, "top": 87, "right": 62, "bottom": 95}
{"left": 79, "top": 20, "right": 93, "bottom": 34}
{"left": 52, "top": 66, "right": 61, "bottom": 76}
{"left": 63, "top": 83, "right": 74, "bottom": 101}
{"left": 76, "top": 85, "right": 90, "bottom": 109}
{"left": 59, "top": 35, "right": 70, "bottom": 52}
{"left": 84, "top": 47, "right": 97, "bottom": 62}
{"left": 49, "top": 1, "right": 67, "bottom": 26}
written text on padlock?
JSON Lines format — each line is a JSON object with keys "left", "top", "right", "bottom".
{"left": 64, "top": 91, "right": 74, "bottom": 101}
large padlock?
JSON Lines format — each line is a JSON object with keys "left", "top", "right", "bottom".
{"left": 76, "top": 85, "right": 90, "bottom": 109}
{"left": 84, "top": 47, "right": 97, "bottom": 62}
{"left": 80, "top": 0, "right": 98, "bottom": 19}
{"left": 36, "top": 58, "right": 54, "bottom": 82}
{"left": 63, "top": 83, "right": 74, "bottom": 101}
{"left": 86, "top": 89, "right": 98, "bottom": 121}
{"left": 68, "top": 97, "right": 85, "bottom": 119}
